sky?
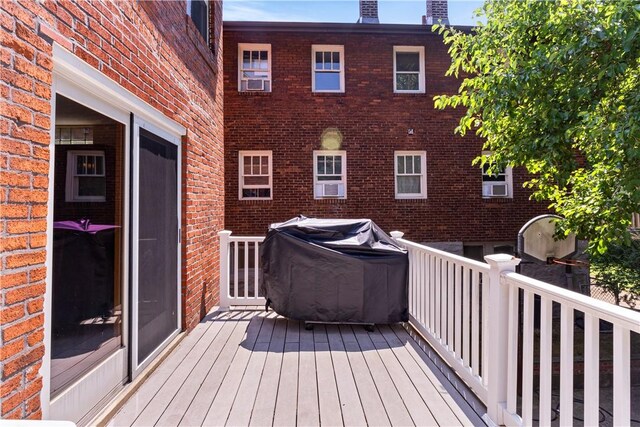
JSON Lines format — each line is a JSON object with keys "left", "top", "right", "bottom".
{"left": 223, "top": 0, "right": 485, "bottom": 27}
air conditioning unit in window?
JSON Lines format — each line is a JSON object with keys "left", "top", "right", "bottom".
{"left": 316, "top": 183, "right": 345, "bottom": 198}
{"left": 245, "top": 79, "right": 265, "bottom": 91}
{"left": 483, "top": 183, "right": 509, "bottom": 197}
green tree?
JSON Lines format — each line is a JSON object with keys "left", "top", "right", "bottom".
{"left": 434, "top": 0, "right": 640, "bottom": 254}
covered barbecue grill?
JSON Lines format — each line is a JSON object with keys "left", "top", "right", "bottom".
{"left": 260, "top": 216, "right": 409, "bottom": 324}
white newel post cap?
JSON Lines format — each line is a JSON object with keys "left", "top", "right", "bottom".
{"left": 218, "top": 230, "right": 232, "bottom": 237}
{"left": 484, "top": 253, "right": 521, "bottom": 271}
{"left": 390, "top": 231, "right": 404, "bottom": 239}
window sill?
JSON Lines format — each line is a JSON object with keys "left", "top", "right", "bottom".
{"left": 312, "top": 92, "right": 346, "bottom": 97}
{"left": 238, "top": 91, "right": 272, "bottom": 96}
{"left": 392, "top": 92, "right": 427, "bottom": 97}
{"left": 482, "top": 197, "right": 514, "bottom": 204}
{"left": 314, "top": 198, "right": 347, "bottom": 204}
{"left": 238, "top": 198, "right": 273, "bottom": 204}
{"left": 395, "top": 198, "right": 428, "bottom": 204}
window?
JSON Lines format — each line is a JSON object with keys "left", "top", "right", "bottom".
{"left": 314, "top": 150, "right": 346, "bottom": 198}
{"left": 66, "top": 151, "right": 106, "bottom": 202}
{"left": 312, "top": 45, "right": 345, "bottom": 93}
{"left": 239, "top": 151, "right": 272, "bottom": 199}
{"left": 55, "top": 126, "right": 93, "bottom": 145}
{"left": 393, "top": 46, "right": 425, "bottom": 93}
{"left": 238, "top": 44, "right": 271, "bottom": 92}
{"left": 395, "top": 151, "right": 427, "bottom": 199}
{"left": 187, "top": 0, "right": 209, "bottom": 42}
{"left": 481, "top": 153, "right": 512, "bottom": 198}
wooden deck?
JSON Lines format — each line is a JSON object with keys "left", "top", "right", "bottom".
{"left": 108, "top": 310, "right": 485, "bottom": 426}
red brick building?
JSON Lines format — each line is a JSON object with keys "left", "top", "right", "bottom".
{"left": 1, "top": 0, "right": 224, "bottom": 423}
{"left": 223, "top": 3, "right": 547, "bottom": 258}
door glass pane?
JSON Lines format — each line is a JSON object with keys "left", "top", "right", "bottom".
{"left": 138, "top": 128, "right": 178, "bottom": 364}
{"left": 51, "top": 95, "right": 125, "bottom": 396}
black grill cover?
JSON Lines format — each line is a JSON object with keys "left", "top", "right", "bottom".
{"left": 260, "top": 216, "right": 409, "bottom": 324}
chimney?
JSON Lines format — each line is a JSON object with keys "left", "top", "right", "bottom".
{"left": 426, "top": 0, "right": 449, "bottom": 25}
{"left": 358, "top": 0, "right": 379, "bottom": 24}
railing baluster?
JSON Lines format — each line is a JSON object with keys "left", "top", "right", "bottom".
{"left": 481, "top": 271, "right": 489, "bottom": 385}
{"left": 454, "top": 264, "right": 462, "bottom": 359}
{"left": 254, "top": 241, "right": 259, "bottom": 298}
{"left": 613, "top": 325, "right": 630, "bottom": 427}
{"left": 539, "top": 296, "right": 553, "bottom": 426}
{"left": 435, "top": 256, "right": 442, "bottom": 341}
{"left": 243, "top": 241, "right": 249, "bottom": 298}
{"left": 233, "top": 241, "right": 239, "bottom": 299}
{"left": 522, "top": 289, "right": 534, "bottom": 426}
{"left": 471, "top": 269, "right": 480, "bottom": 376}
{"left": 584, "top": 314, "right": 600, "bottom": 426}
{"left": 447, "top": 260, "right": 454, "bottom": 350}
{"left": 559, "top": 305, "right": 574, "bottom": 426}
{"left": 506, "top": 285, "right": 518, "bottom": 415}
{"left": 462, "top": 266, "right": 470, "bottom": 367}
{"left": 430, "top": 253, "right": 435, "bottom": 333}
{"left": 420, "top": 251, "right": 426, "bottom": 326}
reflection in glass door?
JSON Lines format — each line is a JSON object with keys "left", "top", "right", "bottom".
{"left": 133, "top": 122, "right": 180, "bottom": 371}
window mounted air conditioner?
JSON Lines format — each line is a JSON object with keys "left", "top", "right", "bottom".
{"left": 245, "top": 79, "right": 265, "bottom": 91}
{"left": 316, "top": 183, "right": 345, "bottom": 198}
{"left": 483, "top": 182, "right": 508, "bottom": 197}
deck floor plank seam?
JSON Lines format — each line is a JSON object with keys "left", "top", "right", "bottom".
{"left": 109, "top": 310, "right": 240, "bottom": 427}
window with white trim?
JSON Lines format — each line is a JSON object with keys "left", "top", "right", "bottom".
{"left": 393, "top": 46, "right": 425, "bottom": 93}
{"left": 395, "top": 151, "right": 427, "bottom": 199}
{"left": 238, "top": 44, "right": 271, "bottom": 92}
{"left": 481, "top": 153, "right": 513, "bottom": 198}
{"left": 314, "top": 150, "right": 346, "bottom": 198}
{"left": 239, "top": 151, "right": 272, "bottom": 199}
{"left": 187, "top": 0, "right": 209, "bottom": 42}
{"left": 66, "top": 150, "right": 106, "bottom": 202}
{"left": 312, "top": 45, "right": 345, "bottom": 93}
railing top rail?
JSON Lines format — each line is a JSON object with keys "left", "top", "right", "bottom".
{"left": 229, "top": 236, "right": 265, "bottom": 243}
{"left": 503, "top": 271, "right": 640, "bottom": 333}
{"left": 397, "top": 238, "right": 491, "bottom": 272}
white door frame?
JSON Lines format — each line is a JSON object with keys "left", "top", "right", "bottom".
{"left": 45, "top": 44, "right": 185, "bottom": 421}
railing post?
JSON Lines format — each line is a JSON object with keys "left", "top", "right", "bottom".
{"left": 484, "top": 254, "right": 520, "bottom": 425}
{"left": 390, "top": 230, "right": 404, "bottom": 241}
{"left": 218, "top": 230, "right": 232, "bottom": 310}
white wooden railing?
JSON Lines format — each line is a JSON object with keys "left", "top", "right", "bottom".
{"left": 219, "top": 230, "right": 640, "bottom": 426}
{"left": 218, "top": 231, "right": 266, "bottom": 308}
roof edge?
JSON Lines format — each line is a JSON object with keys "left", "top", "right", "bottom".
{"left": 223, "top": 20, "right": 474, "bottom": 34}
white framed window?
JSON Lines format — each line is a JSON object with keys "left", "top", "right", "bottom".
{"left": 66, "top": 150, "right": 106, "bottom": 202}
{"left": 239, "top": 151, "right": 272, "bottom": 200}
{"left": 481, "top": 153, "right": 513, "bottom": 198}
{"left": 312, "top": 45, "right": 345, "bottom": 93}
{"left": 393, "top": 46, "right": 425, "bottom": 93}
{"left": 395, "top": 151, "right": 427, "bottom": 199}
{"left": 187, "top": 0, "right": 209, "bottom": 42}
{"left": 55, "top": 126, "right": 93, "bottom": 145}
{"left": 238, "top": 43, "right": 271, "bottom": 92}
{"left": 314, "top": 150, "right": 346, "bottom": 198}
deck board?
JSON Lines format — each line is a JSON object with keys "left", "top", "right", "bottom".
{"left": 107, "top": 310, "right": 483, "bottom": 426}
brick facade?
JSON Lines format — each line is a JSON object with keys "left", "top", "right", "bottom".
{"left": 223, "top": 22, "right": 548, "bottom": 244}
{"left": 1, "top": 0, "right": 224, "bottom": 420}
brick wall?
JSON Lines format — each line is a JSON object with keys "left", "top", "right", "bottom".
{"left": 1, "top": 0, "right": 224, "bottom": 419}
{"left": 223, "top": 24, "right": 548, "bottom": 242}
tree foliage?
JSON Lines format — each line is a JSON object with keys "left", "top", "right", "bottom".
{"left": 590, "top": 230, "right": 640, "bottom": 304}
{"left": 434, "top": 0, "right": 640, "bottom": 254}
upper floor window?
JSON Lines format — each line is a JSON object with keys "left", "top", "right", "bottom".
{"left": 238, "top": 44, "right": 271, "bottom": 92}
{"left": 314, "top": 150, "right": 346, "bottom": 198}
{"left": 187, "top": 0, "right": 209, "bottom": 43}
{"left": 66, "top": 151, "right": 106, "bottom": 202}
{"left": 481, "top": 153, "right": 512, "bottom": 198}
{"left": 395, "top": 151, "right": 427, "bottom": 199}
{"left": 393, "top": 46, "right": 425, "bottom": 93}
{"left": 239, "top": 151, "right": 272, "bottom": 199}
{"left": 312, "top": 45, "right": 345, "bottom": 93}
